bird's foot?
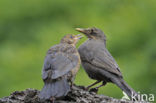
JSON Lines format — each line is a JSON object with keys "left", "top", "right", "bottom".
{"left": 70, "top": 84, "right": 73, "bottom": 89}
{"left": 89, "top": 88, "right": 98, "bottom": 93}
{"left": 84, "top": 87, "right": 90, "bottom": 91}
{"left": 50, "top": 97, "right": 55, "bottom": 103}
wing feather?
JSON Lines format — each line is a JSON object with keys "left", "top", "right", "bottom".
{"left": 79, "top": 41, "right": 122, "bottom": 77}
{"left": 42, "top": 47, "right": 79, "bottom": 80}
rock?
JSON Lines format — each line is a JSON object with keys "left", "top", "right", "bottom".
{"left": 0, "top": 85, "right": 145, "bottom": 103}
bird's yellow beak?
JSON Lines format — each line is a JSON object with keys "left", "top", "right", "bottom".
{"left": 75, "top": 28, "right": 86, "bottom": 33}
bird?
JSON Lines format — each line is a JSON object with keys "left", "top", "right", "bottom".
{"left": 39, "top": 34, "right": 83, "bottom": 102}
{"left": 76, "top": 27, "right": 138, "bottom": 100}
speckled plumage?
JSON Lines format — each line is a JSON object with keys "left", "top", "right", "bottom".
{"left": 42, "top": 44, "right": 80, "bottom": 80}
{"left": 39, "top": 34, "right": 81, "bottom": 100}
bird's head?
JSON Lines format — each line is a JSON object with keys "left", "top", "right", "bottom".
{"left": 61, "top": 34, "right": 83, "bottom": 45}
{"left": 76, "top": 27, "right": 106, "bottom": 41}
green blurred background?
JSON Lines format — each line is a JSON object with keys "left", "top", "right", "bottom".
{"left": 0, "top": 0, "right": 156, "bottom": 99}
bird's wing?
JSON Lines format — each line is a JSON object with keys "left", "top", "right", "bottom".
{"left": 91, "top": 47, "right": 122, "bottom": 77}
{"left": 42, "top": 50, "right": 79, "bottom": 80}
{"left": 79, "top": 42, "right": 122, "bottom": 77}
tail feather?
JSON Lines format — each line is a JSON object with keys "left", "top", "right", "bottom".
{"left": 39, "top": 78, "right": 70, "bottom": 100}
{"left": 112, "top": 78, "right": 138, "bottom": 100}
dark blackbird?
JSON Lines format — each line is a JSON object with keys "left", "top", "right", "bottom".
{"left": 39, "top": 34, "right": 82, "bottom": 101}
{"left": 76, "top": 27, "right": 138, "bottom": 100}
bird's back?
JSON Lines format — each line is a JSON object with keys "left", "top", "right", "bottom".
{"left": 42, "top": 43, "right": 80, "bottom": 81}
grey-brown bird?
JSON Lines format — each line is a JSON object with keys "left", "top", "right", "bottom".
{"left": 39, "top": 34, "right": 82, "bottom": 101}
{"left": 76, "top": 27, "right": 138, "bottom": 100}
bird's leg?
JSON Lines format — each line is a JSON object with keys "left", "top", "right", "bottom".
{"left": 70, "top": 76, "right": 75, "bottom": 88}
{"left": 70, "top": 81, "right": 74, "bottom": 88}
{"left": 95, "top": 81, "right": 107, "bottom": 89}
{"left": 89, "top": 81, "right": 107, "bottom": 93}
{"left": 85, "top": 81, "right": 101, "bottom": 91}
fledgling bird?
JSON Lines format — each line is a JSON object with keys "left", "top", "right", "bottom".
{"left": 76, "top": 27, "right": 138, "bottom": 100}
{"left": 39, "top": 34, "right": 82, "bottom": 101}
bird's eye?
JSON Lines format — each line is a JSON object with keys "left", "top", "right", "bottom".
{"left": 91, "top": 29, "right": 95, "bottom": 35}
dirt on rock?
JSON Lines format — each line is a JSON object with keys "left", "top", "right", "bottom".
{"left": 0, "top": 85, "right": 142, "bottom": 103}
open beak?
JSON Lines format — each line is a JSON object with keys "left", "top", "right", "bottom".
{"left": 76, "top": 34, "right": 83, "bottom": 39}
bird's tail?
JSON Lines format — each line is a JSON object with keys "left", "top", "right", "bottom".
{"left": 113, "top": 78, "right": 138, "bottom": 101}
{"left": 39, "top": 78, "right": 70, "bottom": 100}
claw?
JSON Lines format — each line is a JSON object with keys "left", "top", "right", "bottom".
{"left": 84, "top": 87, "right": 89, "bottom": 91}
{"left": 89, "top": 88, "right": 99, "bottom": 93}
